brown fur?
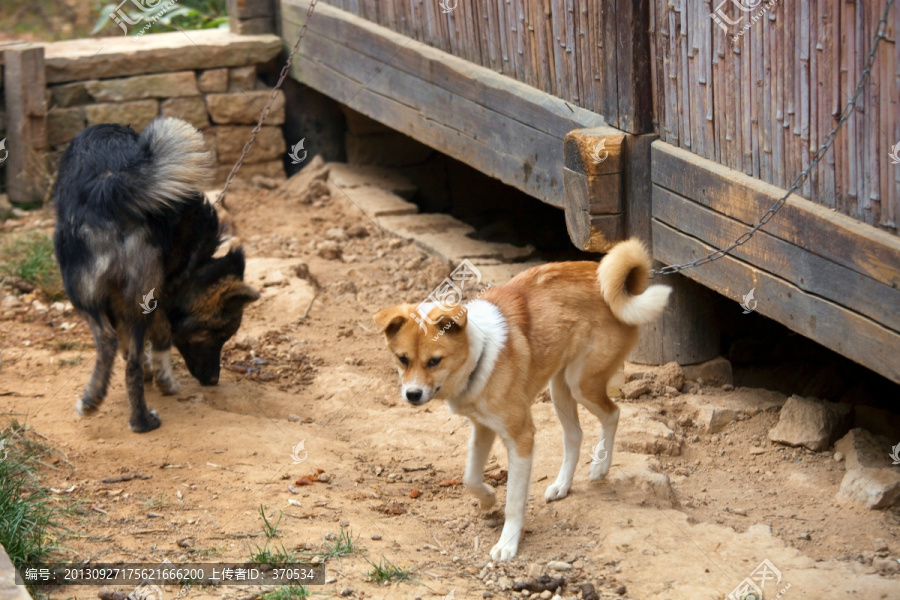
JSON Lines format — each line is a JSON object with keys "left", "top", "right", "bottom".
{"left": 374, "top": 238, "right": 671, "bottom": 561}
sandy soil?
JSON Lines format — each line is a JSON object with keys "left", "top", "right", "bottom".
{"left": 1, "top": 177, "right": 899, "bottom": 600}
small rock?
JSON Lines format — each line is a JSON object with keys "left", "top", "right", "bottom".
{"left": 317, "top": 473, "right": 332, "bottom": 483}
{"left": 656, "top": 362, "right": 684, "bottom": 389}
{"left": 578, "top": 583, "right": 599, "bottom": 600}
{"left": 615, "top": 584, "right": 627, "bottom": 595}
{"left": 798, "top": 531, "right": 811, "bottom": 540}
{"left": 346, "top": 224, "right": 369, "bottom": 238}
{"left": 371, "top": 534, "right": 382, "bottom": 540}
{"left": 326, "top": 227, "right": 348, "bottom": 242}
{"left": 697, "top": 405, "right": 741, "bottom": 434}
{"left": 749, "top": 447, "right": 766, "bottom": 455}
{"left": 722, "top": 384, "right": 734, "bottom": 392}
{"left": 483, "top": 593, "right": 494, "bottom": 599}
{"left": 874, "top": 538, "right": 889, "bottom": 553}
{"left": 540, "top": 591, "right": 552, "bottom": 599}
{"left": 833, "top": 451, "right": 845, "bottom": 463}
{"left": 340, "top": 587, "right": 353, "bottom": 597}
{"left": 834, "top": 428, "right": 893, "bottom": 470}
{"left": 546, "top": 561, "right": 572, "bottom": 571}
{"left": 498, "top": 576, "right": 513, "bottom": 591}
{"left": 621, "top": 380, "right": 650, "bottom": 399}
{"left": 317, "top": 240, "right": 343, "bottom": 260}
{"left": 325, "top": 577, "right": 337, "bottom": 584}
{"left": 873, "top": 557, "right": 900, "bottom": 574}
{"left": 526, "top": 563, "right": 543, "bottom": 578}
{"left": 682, "top": 356, "right": 733, "bottom": 387}
{"left": 768, "top": 395, "right": 851, "bottom": 451}
{"left": 837, "top": 467, "right": 900, "bottom": 509}
{"left": 288, "top": 414, "right": 302, "bottom": 422}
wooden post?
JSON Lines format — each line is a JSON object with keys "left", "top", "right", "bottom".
{"left": 563, "top": 127, "right": 628, "bottom": 252}
{"left": 3, "top": 45, "right": 47, "bottom": 206}
{"left": 228, "top": 0, "right": 277, "bottom": 35}
{"left": 626, "top": 134, "right": 722, "bottom": 365}
{"left": 615, "top": 0, "right": 654, "bottom": 134}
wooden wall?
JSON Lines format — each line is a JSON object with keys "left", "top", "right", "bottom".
{"left": 650, "top": 0, "right": 899, "bottom": 236}
{"left": 317, "top": 0, "right": 653, "bottom": 134}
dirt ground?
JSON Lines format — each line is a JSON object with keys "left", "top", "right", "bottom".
{"left": 1, "top": 175, "right": 899, "bottom": 600}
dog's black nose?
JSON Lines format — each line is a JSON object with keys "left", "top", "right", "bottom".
{"left": 406, "top": 389, "right": 423, "bottom": 402}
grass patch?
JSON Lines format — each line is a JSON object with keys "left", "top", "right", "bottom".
{"left": 367, "top": 555, "right": 411, "bottom": 585}
{"left": 260, "top": 584, "right": 310, "bottom": 600}
{"left": 0, "top": 233, "right": 65, "bottom": 301}
{"left": 251, "top": 506, "right": 295, "bottom": 564}
{"left": 143, "top": 492, "right": 170, "bottom": 510}
{"left": 322, "top": 525, "right": 357, "bottom": 559}
{"left": 0, "top": 422, "right": 66, "bottom": 582}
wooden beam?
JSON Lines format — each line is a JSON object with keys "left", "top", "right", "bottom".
{"left": 281, "top": 0, "right": 620, "bottom": 207}
{"left": 653, "top": 220, "right": 900, "bottom": 385}
{"left": 228, "top": 0, "right": 276, "bottom": 34}
{"left": 653, "top": 185, "right": 900, "bottom": 332}
{"left": 652, "top": 141, "right": 900, "bottom": 289}
{"left": 3, "top": 45, "right": 47, "bottom": 206}
{"left": 615, "top": 0, "right": 654, "bottom": 134}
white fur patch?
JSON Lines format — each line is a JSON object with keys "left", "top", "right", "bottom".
{"left": 458, "top": 300, "right": 508, "bottom": 399}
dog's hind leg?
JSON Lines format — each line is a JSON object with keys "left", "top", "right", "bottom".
{"left": 77, "top": 312, "right": 118, "bottom": 416}
{"left": 545, "top": 372, "right": 582, "bottom": 501}
{"left": 569, "top": 364, "right": 619, "bottom": 481}
{"left": 147, "top": 312, "right": 180, "bottom": 395}
{"left": 463, "top": 421, "right": 498, "bottom": 510}
{"left": 123, "top": 322, "right": 161, "bottom": 433}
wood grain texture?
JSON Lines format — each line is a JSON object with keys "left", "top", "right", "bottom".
{"left": 281, "top": 0, "right": 612, "bottom": 207}
{"left": 4, "top": 45, "right": 47, "bottom": 205}
{"left": 649, "top": 0, "right": 898, "bottom": 237}
{"left": 653, "top": 220, "right": 900, "bottom": 385}
{"left": 312, "top": 0, "right": 653, "bottom": 133}
{"left": 653, "top": 142, "right": 900, "bottom": 288}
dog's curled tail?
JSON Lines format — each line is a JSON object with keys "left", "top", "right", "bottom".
{"left": 134, "top": 117, "right": 214, "bottom": 213}
{"left": 597, "top": 238, "right": 672, "bottom": 326}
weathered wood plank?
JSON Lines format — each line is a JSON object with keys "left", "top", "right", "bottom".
{"left": 653, "top": 185, "right": 900, "bottom": 331}
{"left": 652, "top": 220, "right": 900, "bottom": 385}
{"left": 652, "top": 142, "right": 900, "bottom": 288}
{"left": 4, "top": 45, "right": 47, "bottom": 205}
{"left": 282, "top": 0, "right": 605, "bottom": 137}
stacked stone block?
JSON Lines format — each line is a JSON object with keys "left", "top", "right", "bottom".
{"left": 46, "top": 65, "right": 286, "bottom": 183}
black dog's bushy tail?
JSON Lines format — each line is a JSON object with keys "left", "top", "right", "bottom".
{"left": 57, "top": 117, "right": 215, "bottom": 220}
{"left": 131, "top": 118, "right": 215, "bottom": 213}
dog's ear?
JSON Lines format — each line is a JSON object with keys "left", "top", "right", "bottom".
{"left": 374, "top": 305, "right": 408, "bottom": 339}
{"left": 438, "top": 307, "right": 467, "bottom": 335}
{"left": 224, "top": 282, "right": 260, "bottom": 310}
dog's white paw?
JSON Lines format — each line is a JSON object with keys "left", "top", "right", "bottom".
{"left": 478, "top": 490, "right": 497, "bottom": 510}
{"left": 544, "top": 480, "right": 571, "bottom": 502}
{"left": 589, "top": 460, "right": 611, "bottom": 481}
{"left": 490, "top": 533, "right": 520, "bottom": 562}
{"left": 155, "top": 375, "right": 181, "bottom": 396}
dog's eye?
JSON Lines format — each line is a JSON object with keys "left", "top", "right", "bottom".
{"left": 398, "top": 355, "right": 409, "bottom": 366}
{"left": 427, "top": 357, "right": 442, "bottom": 368}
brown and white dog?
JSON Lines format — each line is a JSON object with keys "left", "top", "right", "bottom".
{"left": 374, "top": 239, "right": 671, "bottom": 561}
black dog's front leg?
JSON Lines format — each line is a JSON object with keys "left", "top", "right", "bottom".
{"left": 147, "top": 312, "right": 180, "bottom": 395}
{"left": 125, "top": 322, "right": 161, "bottom": 433}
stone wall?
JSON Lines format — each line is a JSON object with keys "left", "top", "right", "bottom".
{"left": 47, "top": 65, "right": 287, "bottom": 183}
{"left": 2, "top": 29, "right": 289, "bottom": 199}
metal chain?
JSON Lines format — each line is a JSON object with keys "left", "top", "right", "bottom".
{"left": 651, "top": 0, "right": 895, "bottom": 277}
{"left": 215, "top": 0, "right": 319, "bottom": 207}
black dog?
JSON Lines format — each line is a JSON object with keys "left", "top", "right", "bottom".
{"left": 53, "top": 118, "right": 259, "bottom": 432}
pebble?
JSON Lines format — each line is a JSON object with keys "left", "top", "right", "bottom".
{"left": 833, "top": 451, "right": 845, "bottom": 463}
{"left": 498, "top": 576, "right": 513, "bottom": 590}
{"left": 288, "top": 414, "right": 302, "bottom": 422}
{"left": 539, "top": 591, "right": 552, "bottom": 599}
{"left": 340, "top": 587, "right": 353, "bottom": 596}
{"left": 546, "top": 560, "right": 572, "bottom": 571}
{"left": 371, "top": 534, "right": 382, "bottom": 540}
{"left": 325, "top": 577, "right": 337, "bottom": 584}
{"left": 482, "top": 593, "right": 493, "bottom": 599}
